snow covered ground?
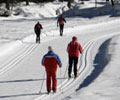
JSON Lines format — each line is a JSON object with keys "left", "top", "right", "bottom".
{"left": 0, "top": 0, "right": 120, "bottom": 100}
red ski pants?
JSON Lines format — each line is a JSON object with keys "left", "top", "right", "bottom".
{"left": 46, "top": 69, "right": 57, "bottom": 92}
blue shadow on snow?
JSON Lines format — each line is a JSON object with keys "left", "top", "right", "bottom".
{"left": 76, "top": 38, "right": 113, "bottom": 91}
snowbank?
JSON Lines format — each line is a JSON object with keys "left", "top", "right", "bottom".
{"left": 0, "top": 2, "right": 67, "bottom": 18}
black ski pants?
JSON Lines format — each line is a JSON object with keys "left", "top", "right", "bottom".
{"left": 36, "top": 34, "right": 40, "bottom": 43}
{"left": 59, "top": 24, "right": 64, "bottom": 36}
{"left": 35, "top": 30, "right": 41, "bottom": 43}
{"left": 68, "top": 56, "right": 78, "bottom": 78}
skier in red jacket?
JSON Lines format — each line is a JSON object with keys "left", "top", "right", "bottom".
{"left": 42, "top": 46, "right": 62, "bottom": 94}
{"left": 67, "top": 36, "right": 83, "bottom": 79}
{"left": 57, "top": 15, "right": 66, "bottom": 36}
{"left": 34, "top": 21, "right": 43, "bottom": 43}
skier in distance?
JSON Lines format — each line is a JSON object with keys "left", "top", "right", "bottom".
{"left": 34, "top": 21, "right": 43, "bottom": 43}
{"left": 57, "top": 15, "right": 66, "bottom": 36}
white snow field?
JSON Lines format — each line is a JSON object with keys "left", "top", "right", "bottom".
{"left": 0, "top": 0, "right": 120, "bottom": 100}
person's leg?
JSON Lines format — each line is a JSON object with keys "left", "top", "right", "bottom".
{"left": 61, "top": 24, "right": 64, "bottom": 35}
{"left": 38, "top": 31, "right": 41, "bottom": 43}
{"left": 60, "top": 25, "right": 62, "bottom": 36}
{"left": 60, "top": 25, "right": 64, "bottom": 36}
{"left": 36, "top": 34, "right": 40, "bottom": 43}
{"left": 36, "top": 34, "right": 39, "bottom": 43}
{"left": 46, "top": 70, "right": 51, "bottom": 93}
{"left": 35, "top": 31, "right": 38, "bottom": 43}
{"left": 68, "top": 57, "right": 73, "bottom": 78}
{"left": 35, "top": 33, "right": 38, "bottom": 43}
{"left": 51, "top": 70, "right": 57, "bottom": 92}
{"left": 74, "top": 57, "right": 78, "bottom": 78}
{"left": 38, "top": 36, "right": 40, "bottom": 43}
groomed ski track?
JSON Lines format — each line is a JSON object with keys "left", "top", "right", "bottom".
{"left": 34, "top": 33, "right": 120, "bottom": 100}
{"left": 0, "top": 18, "right": 120, "bottom": 100}
{"left": 0, "top": 44, "right": 39, "bottom": 75}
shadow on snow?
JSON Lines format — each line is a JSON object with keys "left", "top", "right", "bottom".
{"left": 76, "top": 38, "right": 114, "bottom": 91}
{"left": 0, "top": 93, "right": 40, "bottom": 98}
{"left": 62, "top": 2, "right": 119, "bottom": 18}
{"left": 0, "top": 77, "right": 66, "bottom": 98}
{"left": 0, "top": 77, "right": 66, "bottom": 84}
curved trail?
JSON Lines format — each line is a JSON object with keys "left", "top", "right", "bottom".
{"left": 34, "top": 33, "right": 119, "bottom": 100}
{"left": 0, "top": 17, "right": 120, "bottom": 100}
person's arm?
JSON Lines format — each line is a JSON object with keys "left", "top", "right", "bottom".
{"left": 79, "top": 44, "right": 83, "bottom": 54}
{"left": 40, "top": 24, "right": 43, "bottom": 29}
{"left": 34, "top": 24, "right": 36, "bottom": 32}
{"left": 56, "top": 55, "right": 62, "bottom": 68}
{"left": 67, "top": 43, "right": 70, "bottom": 53}
{"left": 57, "top": 18, "right": 59, "bottom": 27}
{"left": 41, "top": 55, "right": 45, "bottom": 66}
{"left": 64, "top": 18, "right": 66, "bottom": 23}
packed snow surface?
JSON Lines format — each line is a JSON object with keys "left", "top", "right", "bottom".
{"left": 0, "top": 0, "right": 120, "bottom": 100}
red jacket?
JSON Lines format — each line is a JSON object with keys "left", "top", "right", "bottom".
{"left": 67, "top": 39, "right": 83, "bottom": 57}
{"left": 42, "top": 51, "right": 62, "bottom": 71}
{"left": 57, "top": 16, "right": 66, "bottom": 25}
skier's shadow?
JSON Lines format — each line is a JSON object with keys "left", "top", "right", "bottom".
{"left": 76, "top": 38, "right": 116, "bottom": 91}
{"left": 0, "top": 78, "right": 66, "bottom": 84}
{"left": 0, "top": 78, "right": 44, "bottom": 98}
{"left": 0, "top": 78, "right": 65, "bottom": 98}
{"left": 0, "top": 93, "right": 40, "bottom": 98}
{"left": 0, "top": 78, "right": 44, "bottom": 83}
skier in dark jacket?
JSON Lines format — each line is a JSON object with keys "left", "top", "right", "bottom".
{"left": 34, "top": 22, "right": 43, "bottom": 43}
{"left": 57, "top": 15, "right": 66, "bottom": 36}
{"left": 42, "top": 46, "right": 62, "bottom": 94}
{"left": 67, "top": 36, "right": 83, "bottom": 79}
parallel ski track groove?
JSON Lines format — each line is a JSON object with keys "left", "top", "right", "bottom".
{"left": 0, "top": 44, "right": 39, "bottom": 75}
{"left": 35, "top": 33, "right": 118, "bottom": 100}
{"left": 34, "top": 40, "right": 94, "bottom": 100}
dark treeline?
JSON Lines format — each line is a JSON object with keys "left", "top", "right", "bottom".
{"left": 0, "top": 0, "right": 67, "bottom": 3}
{"left": 0, "top": 0, "right": 115, "bottom": 17}
{"left": 0, "top": 0, "right": 67, "bottom": 11}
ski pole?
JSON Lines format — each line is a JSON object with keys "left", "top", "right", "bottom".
{"left": 63, "top": 63, "right": 68, "bottom": 78}
{"left": 78, "top": 53, "right": 83, "bottom": 72}
{"left": 39, "top": 70, "right": 46, "bottom": 94}
{"left": 60, "top": 68, "right": 63, "bottom": 93}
